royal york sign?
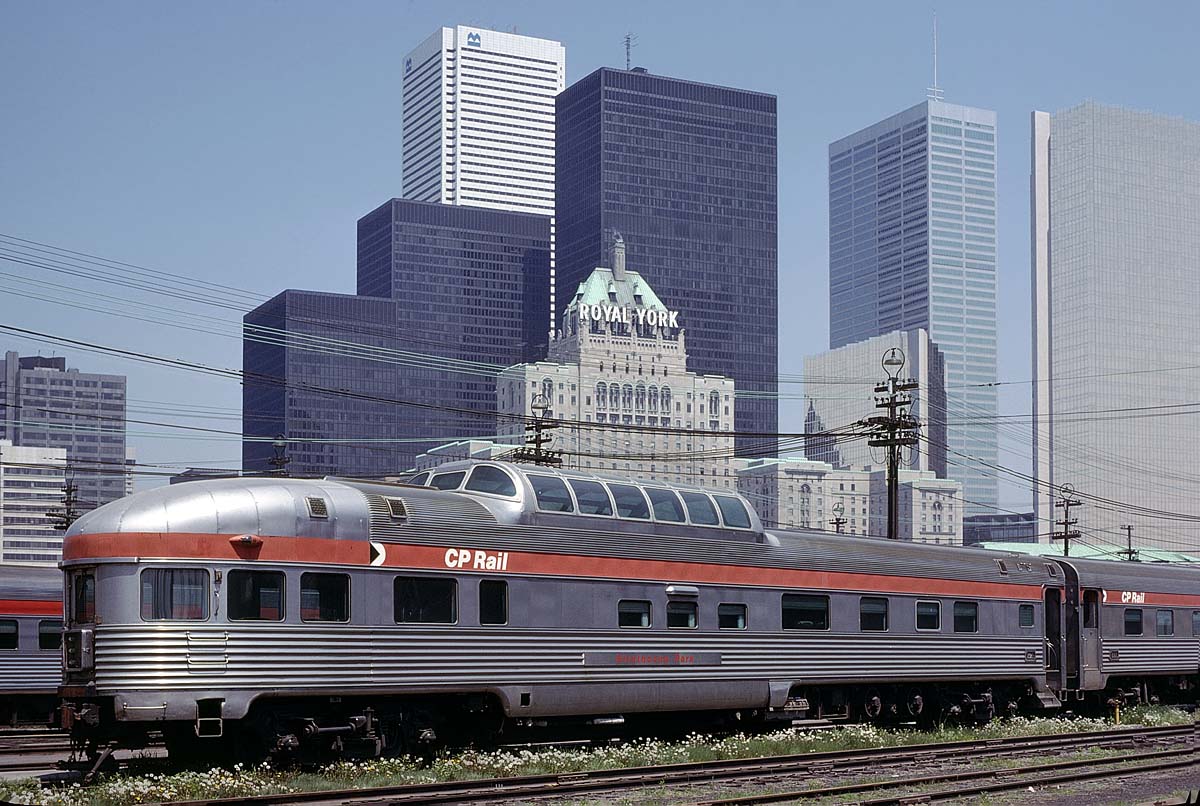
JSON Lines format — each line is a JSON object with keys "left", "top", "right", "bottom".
{"left": 578, "top": 303, "right": 679, "bottom": 328}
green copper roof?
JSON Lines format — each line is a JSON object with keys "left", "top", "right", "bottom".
{"left": 567, "top": 267, "right": 669, "bottom": 312}
{"left": 977, "top": 541, "right": 1200, "bottom": 564}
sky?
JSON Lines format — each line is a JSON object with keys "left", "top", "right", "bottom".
{"left": 2, "top": 0, "right": 1199, "bottom": 508}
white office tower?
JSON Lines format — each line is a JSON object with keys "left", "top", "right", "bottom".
{"left": 402, "top": 26, "right": 565, "bottom": 215}
{"left": 0, "top": 440, "right": 67, "bottom": 564}
{"left": 1032, "top": 102, "right": 1200, "bottom": 552}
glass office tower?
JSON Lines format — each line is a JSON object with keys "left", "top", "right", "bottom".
{"left": 556, "top": 67, "right": 778, "bottom": 457}
{"left": 829, "top": 100, "right": 999, "bottom": 515}
{"left": 1032, "top": 102, "right": 1200, "bottom": 552}
{"left": 243, "top": 199, "right": 551, "bottom": 477}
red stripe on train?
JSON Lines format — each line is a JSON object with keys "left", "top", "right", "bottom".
{"left": 64, "top": 532, "right": 1043, "bottom": 600}
{"left": 0, "top": 599, "right": 61, "bottom": 616}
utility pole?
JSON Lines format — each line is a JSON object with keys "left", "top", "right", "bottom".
{"left": 268, "top": 435, "right": 291, "bottom": 476}
{"left": 830, "top": 500, "right": 847, "bottom": 534}
{"left": 864, "top": 348, "right": 920, "bottom": 540}
{"left": 47, "top": 466, "right": 79, "bottom": 531}
{"left": 513, "top": 393, "right": 561, "bottom": 467}
{"left": 1053, "top": 483, "right": 1082, "bottom": 557}
{"left": 1119, "top": 524, "right": 1139, "bottom": 562}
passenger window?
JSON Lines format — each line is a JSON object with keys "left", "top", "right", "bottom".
{"left": 860, "top": 597, "right": 888, "bottom": 631}
{"left": 529, "top": 475, "right": 574, "bottom": 512}
{"left": 465, "top": 465, "right": 516, "bottom": 497}
{"left": 228, "top": 570, "right": 285, "bottom": 621}
{"left": 1124, "top": 608, "right": 1143, "bottom": 636}
{"left": 394, "top": 577, "right": 457, "bottom": 623}
{"left": 569, "top": 479, "right": 613, "bottom": 516}
{"left": 1193, "top": 611, "right": 1200, "bottom": 636}
{"left": 667, "top": 601, "right": 697, "bottom": 629}
{"left": 1156, "top": 609, "right": 1174, "bottom": 637}
{"left": 1083, "top": 590, "right": 1099, "bottom": 628}
{"left": 645, "top": 488, "right": 686, "bottom": 522}
{"left": 407, "top": 472, "right": 430, "bottom": 486}
{"left": 38, "top": 620, "right": 63, "bottom": 651}
{"left": 916, "top": 600, "right": 941, "bottom": 631}
{"left": 618, "top": 599, "right": 651, "bottom": 628}
{"left": 1019, "top": 603, "right": 1035, "bottom": 628}
{"left": 430, "top": 471, "right": 466, "bottom": 490}
{"left": 609, "top": 484, "right": 650, "bottom": 519}
{"left": 680, "top": 491, "right": 719, "bottom": 525}
{"left": 714, "top": 496, "right": 752, "bottom": 528}
{"left": 141, "top": 569, "right": 209, "bottom": 620}
{"left": 0, "top": 620, "right": 16, "bottom": 650}
{"left": 718, "top": 603, "right": 747, "bottom": 630}
{"left": 480, "top": 580, "right": 507, "bottom": 625}
{"left": 71, "top": 572, "right": 95, "bottom": 624}
{"left": 300, "top": 573, "right": 349, "bottom": 622}
{"left": 953, "top": 601, "right": 978, "bottom": 633}
{"left": 782, "top": 594, "right": 829, "bottom": 630}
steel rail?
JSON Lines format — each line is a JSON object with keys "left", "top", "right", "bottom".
{"left": 698, "top": 747, "right": 1197, "bottom": 805}
{"left": 160, "top": 723, "right": 1195, "bottom": 806}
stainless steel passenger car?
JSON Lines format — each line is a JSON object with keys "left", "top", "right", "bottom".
{"left": 0, "top": 563, "right": 62, "bottom": 724}
{"left": 58, "top": 462, "right": 1199, "bottom": 757}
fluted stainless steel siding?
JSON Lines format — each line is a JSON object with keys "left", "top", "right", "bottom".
{"left": 1102, "top": 638, "right": 1200, "bottom": 675}
{"left": 92, "top": 623, "right": 1042, "bottom": 720}
{"left": 0, "top": 652, "right": 59, "bottom": 693}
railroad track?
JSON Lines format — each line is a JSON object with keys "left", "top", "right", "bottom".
{"left": 163, "top": 722, "right": 1195, "bottom": 806}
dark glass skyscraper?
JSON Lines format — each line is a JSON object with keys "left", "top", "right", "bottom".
{"left": 243, "top": 199, "right": 550, "bottom": 477}
{"left": 555, "top": 68, "right": 778, "bottom": 455}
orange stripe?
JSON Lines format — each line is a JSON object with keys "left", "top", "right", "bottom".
{"left": 64, "top": 532, "right": 366, "bottom": 565}
{"left": 386, "top": 544, "right": 1042, "bottom": 600}
{"left": 0, "top": 599, "right": 61, "bottom": 616}
{"left": 1104, "top": 590, "right": 1200, "bottom": 608}
{"left": 66, "top": 532, "right": 1041, "bottom": 600}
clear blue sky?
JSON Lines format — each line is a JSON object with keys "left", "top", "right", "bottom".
{"left": 2, "top": 1, "right": 1198, "bottom": 506}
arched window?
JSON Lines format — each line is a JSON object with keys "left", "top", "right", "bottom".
{"left": 596, "top": 382, "right": 607, "bottom": 409}
{"left": 661, "top": 387, "right": 672, "bottom": 413}
{"left": 609, "top": 384, "right": 620, "bottom": 408}
{"left": 541, "top": 378, "right": 554, "bottom": 402}
{"left": 621, "top": 384, "right": 634, "bottom": 409}
{"left": 635, "top": 384, "right": 646, "bottom": 410}
{"left": 647, "top": 385, "right": 658, "bottom": 411}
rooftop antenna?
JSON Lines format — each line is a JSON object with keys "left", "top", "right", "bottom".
{"left": 624, "top": 31, "right": 638, "bottom": 70}
{"left": 926, "top": 13, "right": 944, "bottom": 101}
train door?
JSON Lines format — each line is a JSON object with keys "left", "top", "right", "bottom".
{"left": 1080, "top": 589, "right": 1103, "bottom": 689}
{"left": 1044, "top": 587, "right": 1063, "bottom": 690}
{"left": 1058, "top": 563, "right": 1082, "bottom": 690}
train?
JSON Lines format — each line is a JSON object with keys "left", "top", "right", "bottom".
{"left": 56, "top": 461, "right": 1199, "bottom": 760}
{"left": 0, "top": 563, "right": 62, "bottom": 725}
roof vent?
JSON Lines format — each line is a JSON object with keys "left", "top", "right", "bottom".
{"left": 305, "top": 496, "right": 329, "bottom": 519}
{"left": 385, "top": 497, "right": 407, "bottom": 520}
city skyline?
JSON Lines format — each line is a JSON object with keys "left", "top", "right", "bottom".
{"left": 4, "top": 2, "right": 1200, "bottom": 532}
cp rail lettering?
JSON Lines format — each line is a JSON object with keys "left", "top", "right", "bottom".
{"left": 444, "top": 548, "right": 510, "bottom": 571}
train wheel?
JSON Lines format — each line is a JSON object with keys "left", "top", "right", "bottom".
{"left": 862, "top": 690, "right": 884, "bottom": 721}
{"left": 902, "top": 690, "right": 921, "bottom": 719}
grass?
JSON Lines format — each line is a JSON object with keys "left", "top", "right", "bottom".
{"left": 0, "top": 706, "right": 1191, "bottom": 805}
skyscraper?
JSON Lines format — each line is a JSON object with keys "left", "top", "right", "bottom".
{"left": 1032, "top": 102, "right": 1200, "bottom": 552}
{"left": 828, "top": 100, "right": 999, "bottom": 515}
{"left": 0, "top": 440, "right": 67, "bottom": 564}
{"left": 803, "top": 328, "right": 946, "bottom": 476}
{"left": 0, "top": 351, "right": 128, "bottom": 513}
{"left": 242, "top": 200, "right": 550, "bottom": 477}
{"left": 402, "top": 26, "right": 565, "bottom": 216}
{"left": 402, "top": 25, "right": 564, "bottom": 333}
{"left": 556, "top": 68, "right": 778, "bottom": 456}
